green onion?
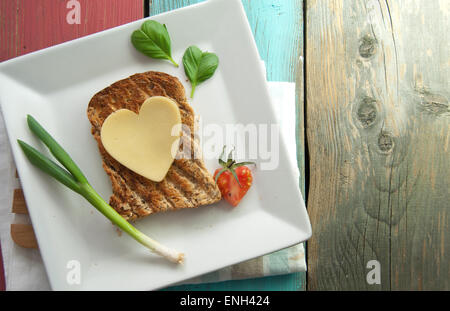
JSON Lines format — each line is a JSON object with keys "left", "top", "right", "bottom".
{"left": 18, "top": 115, "right": 184, "bottom": 264}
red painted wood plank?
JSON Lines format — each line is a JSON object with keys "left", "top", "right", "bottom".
{"left": 0, "top": 0, "right": 143, "bottom": 62}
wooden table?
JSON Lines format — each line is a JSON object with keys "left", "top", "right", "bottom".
{"left": 306, "top": 0, "right": 449, "bottom": 290}
{"left": 1, "top": 0, "right": 448, "bottom": 291}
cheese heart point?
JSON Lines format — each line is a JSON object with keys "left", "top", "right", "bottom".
{"left": 100, "top": 96, "right": 182, "bottom": 182}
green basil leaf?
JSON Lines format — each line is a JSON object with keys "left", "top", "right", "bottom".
{"left": 182, "top": 45, "right": 219, "bottom": 98}
{"left": 131, "top": 20, "right": 178, "bottom": 67}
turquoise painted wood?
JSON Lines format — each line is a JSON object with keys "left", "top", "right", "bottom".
{"left": 165, "top": 274, "right": 305, "bottom": 291}
{"left": 149, "top": 0, "right": 302, "bottom": 82}
{"left": 149, "top": 0, "right": 305, "bottom": 291}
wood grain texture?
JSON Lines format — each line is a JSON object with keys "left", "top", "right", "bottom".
{"left": 12, "top": 189, "right": 28, "bottom": 214}
{"left": 0, "top": 0, "right": 143, "bottom": 61}
{"left": 306, "top": 0, "right": 449, "bottom": 290}
{"left": 10, "top": 224, "right": 38, "bottom": 249}
{"left": 148, "top": 0, "right": 305, "bottom": 291}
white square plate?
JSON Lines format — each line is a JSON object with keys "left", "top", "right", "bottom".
{"left": 0, "top": 0, "right": 311, "bottom": 290}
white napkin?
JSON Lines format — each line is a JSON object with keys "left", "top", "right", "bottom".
{"left": 0, "top": 109, "right": 51, "bottom": 290}
{"left": 0, "top": 82, "right": 305, "bottom": 290}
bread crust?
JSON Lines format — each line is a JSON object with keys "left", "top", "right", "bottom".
{"left": 87, "top": 71, "right": 221, "bottom": 221}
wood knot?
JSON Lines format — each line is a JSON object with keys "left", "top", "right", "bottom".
{"left": 415, "top": 87, "right": 449, "bottom": 116}
{"left": 421, "top": 95, "right": 449, "bottom": 116}
{"left": 359, "top": 35, "right": 377, "bottom": 58}
{"left": 377, "top": 131, "right": 394, "bottom": 153}
{"left": 356, "top": 97, "right": 378, "bottom": 128}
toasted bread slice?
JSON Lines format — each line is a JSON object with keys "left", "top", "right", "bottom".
{"left": 87, "top": 71, "right": 221, "bottom": 221}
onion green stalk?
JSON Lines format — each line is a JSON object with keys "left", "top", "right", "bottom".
{"left": 18, "top": 115, "right": 184, "bottom": 264}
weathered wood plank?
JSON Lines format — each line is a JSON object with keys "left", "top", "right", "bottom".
{"left": 0, "top": 0, "right": 143, "bottom": 61}
{"left": 306, "top": 0, "right": 449, "bottom": 290}
{"left": 11, "top": 189, "right": 28, "bottom": 214}
{"left": 10, "top": 224, "right": 38, "bottom": 249}
{"left": 149, "top": 0, "right": 305, "bottom": 291}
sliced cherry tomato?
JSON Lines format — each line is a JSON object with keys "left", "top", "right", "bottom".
{"left": 213, "top": 147, "right": 255, "bottom": 207}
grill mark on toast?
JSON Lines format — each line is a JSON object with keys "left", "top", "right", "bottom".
{"left": 135, "top": 176, "right": 172, "bottom": 213}
{"left": 102, "top": 156, "right": 153, "bottom": 219}
{"left": 173, "top": 159, "right": 221, "bottom": 197}
{"left": 129, "top": 73, "right": 167, "bottom": 98}
{"left": 102, "top": 152, "right": 171, "bottom": 214}
{"left": 109, "top": 82, "right": 140, "bottom": 114}
{"left": 164, "top": 169, "right": 195, "bottom": 207}
{"left": 104, "top": 163, "right": 146, "bottom": 219}
{"left": 168, "top": 165, "right": 207, "bottom": 205}
{"left": 158, "top": 178, "right": 194, "bottom": 209}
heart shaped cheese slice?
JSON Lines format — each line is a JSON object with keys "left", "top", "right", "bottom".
{"left": 100, "top": 96, "right": 182, "bottom": 182}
